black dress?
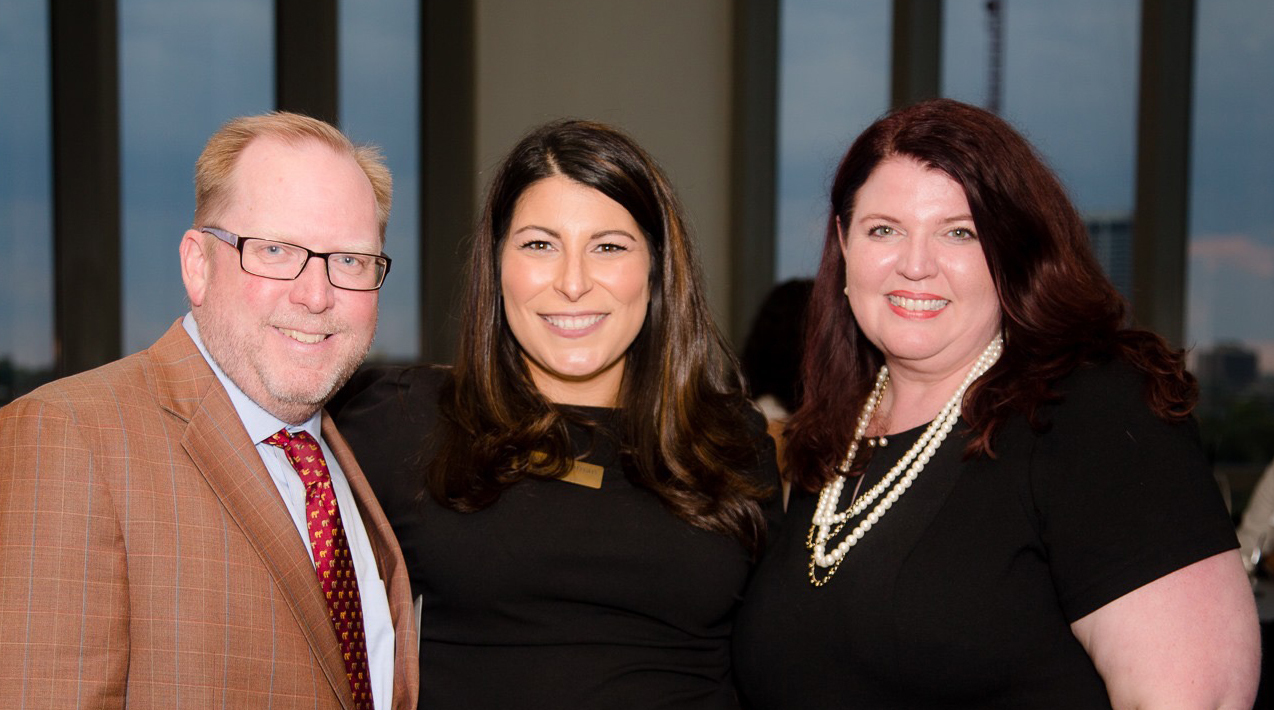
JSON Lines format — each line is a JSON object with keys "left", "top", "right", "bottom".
{"left": 731, "top": 360, "right": 1238, "bottom": 709}
{"left": 329, "top": 365, "right": 780, "bottom": 709}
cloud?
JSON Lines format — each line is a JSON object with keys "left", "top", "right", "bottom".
{"left": 1190, "top": 234, "right": 1274, "bottom": 278}
{"left": 1187, "top": 233, "right": 1274, "bottom": 346}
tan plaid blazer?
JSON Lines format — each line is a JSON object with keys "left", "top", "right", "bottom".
{"left": 0, "top": 320, "right": 419, "bottom": 709}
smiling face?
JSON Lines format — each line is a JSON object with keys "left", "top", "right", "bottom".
{"left": 500, "top": 174, "right": 652, "bottom": 406}
{"left": 180, "top": 136, "right": 381, "bottom": 424}
{"left": 840, "top": 157, "right": 1001, "bottom": 381}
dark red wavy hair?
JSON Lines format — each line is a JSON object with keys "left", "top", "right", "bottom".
{"left": 784, "top": 98, "right": 1196, "bottom": 492}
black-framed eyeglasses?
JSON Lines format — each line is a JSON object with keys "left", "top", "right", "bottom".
{"left": 201, "top": 227, "right": 391, "bottom": 291}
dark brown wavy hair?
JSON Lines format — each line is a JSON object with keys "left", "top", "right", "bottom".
{"left": 430, "top": 118, "right": 771, "bottom": 553}
{"left": 785, "top": 98, "right": 1197, "bottom": 492}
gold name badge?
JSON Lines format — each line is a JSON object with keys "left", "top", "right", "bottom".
{"left": 530, "top": 451, "right": 604, "bottom": 489}
{"left": 561, "top": 460, "right": 604, "bottom": 489}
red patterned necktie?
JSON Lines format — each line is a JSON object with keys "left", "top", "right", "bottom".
{"left": 267, "top": 429, "right": 374, "bottom": 710}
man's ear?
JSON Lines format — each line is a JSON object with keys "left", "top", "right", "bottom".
{"left": 180, "top": 229, "right": 211, "bottom": 307}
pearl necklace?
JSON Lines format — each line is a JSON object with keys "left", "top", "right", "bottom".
{"left": 806, "top": 335, "right": 1003, "bottom": 586}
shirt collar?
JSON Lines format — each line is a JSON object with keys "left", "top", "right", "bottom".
{"left": 182, "top": 312, "right": 322, "bottom": 444}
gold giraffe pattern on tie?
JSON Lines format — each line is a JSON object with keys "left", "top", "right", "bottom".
{"left": 268, "top": 429, "right": 374, "bottom": 710}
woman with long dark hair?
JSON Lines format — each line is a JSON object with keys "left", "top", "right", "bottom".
{"left": 331, "top": 119, "right": 777, "bottom": 709}
{"left": 732, "top": 99, "right": 1257, "bottom": 708}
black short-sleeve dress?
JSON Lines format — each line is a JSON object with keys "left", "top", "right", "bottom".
{"left": 730, "top": 360, "right": 1237, "bottom": 709}
{"left": 329, "top": 365, "right": 781, "bottom": 710}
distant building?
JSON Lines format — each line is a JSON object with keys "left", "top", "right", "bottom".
{"left": 1084, "top": 213, "right": 1134, "bottom": 301}
{"left": 1195, "top": 342, "right": 1260, "bottom": 408}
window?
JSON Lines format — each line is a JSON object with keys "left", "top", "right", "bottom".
{"left": 0, "top": 0, "right": 53, "bottom": 404}
{"left": 120, "top": 0, "right": 273, "bottom": 354}
{"left": 340, "top": 0, "right": 421, "bottom": 361}
{"left": 943, "top": 0, "right": 1140, "bottom": 298}
{"left": 1188, "top": 0, "right": 1274, "bottom": 505}
{"left": 776, "top": 0, "right": 890, "bottom": 281}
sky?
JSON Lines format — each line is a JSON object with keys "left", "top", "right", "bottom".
{"left": 2, "top": 0, "right": 1272, "bottom": 371}
{"left": 118, "top": 0, "right": 274, "bottom": 355}
{"left": 0, "top": 0, "right": 53, "bottom": 369}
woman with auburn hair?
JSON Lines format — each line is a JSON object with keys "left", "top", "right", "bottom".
{"left": 330, "top": 119, "right": 778, "bottom": 709}
{"left": 732, "top": 99, "right": 1258, "bottom": 708}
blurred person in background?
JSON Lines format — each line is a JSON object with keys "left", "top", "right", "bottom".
{"left": 740, "top": 279, "right": 814, "bottom": 427}
{"left": 1238, "top": 457, "right": 1274, "bottom": 575}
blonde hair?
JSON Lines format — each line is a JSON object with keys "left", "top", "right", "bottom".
{"left": 192, "top": 111, "right": 392, "bottom": 239}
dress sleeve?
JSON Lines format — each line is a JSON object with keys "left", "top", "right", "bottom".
{"left": 1031, "top": 361, "right": 1238, "bottom": 622}
{"left": 328, "top": 365, "right": 446, "bottom": 597}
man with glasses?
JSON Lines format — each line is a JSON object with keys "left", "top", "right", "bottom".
{"left": 0, "top": 112, "right": 417, "bottom": 709}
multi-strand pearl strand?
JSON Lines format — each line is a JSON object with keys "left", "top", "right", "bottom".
{"left": 806, "top": 335, "right": 1003, "bottom": 586}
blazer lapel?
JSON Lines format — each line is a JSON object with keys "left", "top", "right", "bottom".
{"left": 323, "top": 416, "right": 420, "bottom": 710}
{"left": 151, "top": 320, "right": 357, "bottom": 709}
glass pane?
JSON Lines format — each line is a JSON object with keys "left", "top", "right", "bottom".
{"left": 943, "top": 0, "right": 1140, "bottom": 298}
{"left": 120, "top": 0, "right": 273, "bottom": 354}
{"left": 1188, "top": 0, "right": 1274, "bottom": 508}
{"left": 340, "top": 0, "right": 421, "bottom": 362}
{"left": 776, "top": 0, "right": 890, "bottom": 281}
{"left": 0, "top": 0, "right": 54, "bottom": 404}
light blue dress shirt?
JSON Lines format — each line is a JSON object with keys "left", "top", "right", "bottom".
{"left": 183, "top": 314, "right": 394, "bottom": 709}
